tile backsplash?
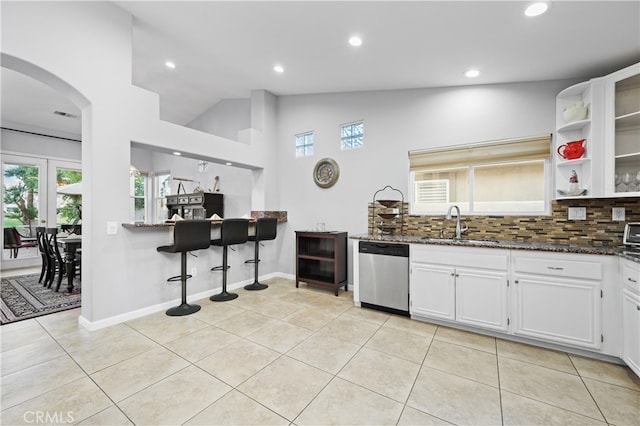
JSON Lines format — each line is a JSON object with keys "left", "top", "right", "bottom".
{"left": 368, "top": 198, "right": 640, "bottom": 247}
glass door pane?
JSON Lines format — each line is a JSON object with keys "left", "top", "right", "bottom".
{"left": 55, "top": 166, "right": 82, "bottom": 230}
{"left": 2, "top": 159, "right": 43, "bottom": 261}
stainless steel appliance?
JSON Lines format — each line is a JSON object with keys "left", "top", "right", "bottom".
{"left": 358, "top": 241, "right": 409, "bottom": 316}
{"left": 623, "top": 223, "right": 640, "bottom": 247}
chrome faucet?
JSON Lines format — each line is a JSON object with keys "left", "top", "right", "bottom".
{"left": 445, "top": 205, "right": 467, "bottom": 240}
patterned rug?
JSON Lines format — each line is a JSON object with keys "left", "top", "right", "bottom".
{"left": 1, "top": 274, "right": 81, "bottom": 325}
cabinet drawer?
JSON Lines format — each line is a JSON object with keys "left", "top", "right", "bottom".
{"left": 514, "top": 256, "right": 602, "bottom": 280}
{"left": 622, "top": 261, "right": 640, "bottom": 293}
{"left": 166, "top": 196, "right": 178, "bottom": 205}
{"left": 178, "top": 196, "right": 190, "bottom": 204}
{"left": 189, "top": 195, "right": 203, "bottom": 204}
{"left": 412, "top": 245, "right": 508, "bottom": 270}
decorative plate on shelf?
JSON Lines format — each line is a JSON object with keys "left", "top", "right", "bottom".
{"left": 313, "top": 158, "right": 340, "bottom": 188}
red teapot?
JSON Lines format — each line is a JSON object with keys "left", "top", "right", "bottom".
{"left": 557, "top": 139, "right": 585, "bottom": 160}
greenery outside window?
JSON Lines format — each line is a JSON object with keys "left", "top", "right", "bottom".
{"left": 341, "top": 121, "right": 363, "bottom": 150}
{"left": 130, "top": 172, "right": 148, "bottom": 223}
{"left": 409, "top": 134, "right": 551, "bottom": 215}
{"left": 295, "top": 132, "right": 314, "bottom": 157}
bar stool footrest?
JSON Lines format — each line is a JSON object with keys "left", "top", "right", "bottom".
{"left": 211, "top": 266, "right": 230, "bottom": 271}
{"left": 244, "top": 258, "right": 260, "bottom": 264}
{"left": 167, "top": 274, "right": 192, "bottom": 282}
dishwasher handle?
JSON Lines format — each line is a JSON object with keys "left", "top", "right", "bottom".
{"left": 359, "top": 241, "right": 409, "bottom": 257}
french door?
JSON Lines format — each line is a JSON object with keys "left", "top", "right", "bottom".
{"left": 1, "top": 154, "right": 81, "bottom": 269}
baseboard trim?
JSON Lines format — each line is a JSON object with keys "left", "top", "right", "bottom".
{"left": 78, "top": 272, "right": 295, "bottom": 331}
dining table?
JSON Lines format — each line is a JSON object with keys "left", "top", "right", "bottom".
{"left": 57, "top": 235, "right": 82, "bottom": 293}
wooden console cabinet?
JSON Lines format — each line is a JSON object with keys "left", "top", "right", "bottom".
{"left": 166, "top": 192, "right": 223, "bottom": 220}
{"left": 295, "top": 231, "right": 348, "bottom": 296}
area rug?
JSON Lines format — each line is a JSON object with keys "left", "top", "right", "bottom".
{"left": 1, "top": 274, "right": 81, "bottom": 325}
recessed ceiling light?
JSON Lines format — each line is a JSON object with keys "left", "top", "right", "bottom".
{"left": 225, "top": 162, "right": 233, "bottom": 166}
{"left": 165, "top": 61, "right": 176, "bottom": 69}
{"left": 173, "top": 151, "right": 181, "bottom": 156}
{"left": 273, "top": 64, "right": 284, "bottom": 73}
{"left": 465, "top": 69, "right": 480, "bottom": 78}
{"left": 525, "top": 2, "right": 548, "bottom": 17}
{"left": 349, "top": 36, "right": 362, "bottom": 47}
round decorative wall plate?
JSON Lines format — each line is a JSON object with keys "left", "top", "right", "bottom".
{"left": 313, "top": 158, "right": 340, "bottom": 188}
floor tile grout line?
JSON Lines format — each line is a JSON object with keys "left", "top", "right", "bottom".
{"left": 498, "top": 389, "right": 612, "bottom": 424}
{"left": 397, "top": 324, "right": 440, "bottom": 425}
{"left": 495, "top": 336, "right": 505, "bottom": 426}
{"left": 9, "top": 318, "right": 138, "bottom": 425}
{"left": 568, "top": 354, "right": 611, "bottom": 424}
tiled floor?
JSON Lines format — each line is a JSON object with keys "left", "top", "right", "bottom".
{"left": 2, "top": 277, "right": 639, "bottom": 425}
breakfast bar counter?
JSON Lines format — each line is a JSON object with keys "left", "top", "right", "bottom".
{"left": 122, "top": 211, "right": 287, "bottom": 230}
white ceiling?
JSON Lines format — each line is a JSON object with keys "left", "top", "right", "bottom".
{"left": 2, "top": 1, "right": 639, "bottom": 136}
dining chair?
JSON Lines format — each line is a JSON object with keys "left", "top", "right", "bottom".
{"left": 44, "top": 228, "right": 65, "bottom": 291}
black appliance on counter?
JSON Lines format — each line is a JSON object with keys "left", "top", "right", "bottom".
{"left": 166, "top": 192, "right": 223, "bottom": 220}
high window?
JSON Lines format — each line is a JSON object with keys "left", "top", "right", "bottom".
{"left": 295, "top": 131, "right": 314, "bottom": 157}
{"left": 341, "top": 121, "right": 364, "bottom": 150}
{"left": 409, "top": 135, "right": 551, "bottom": 215}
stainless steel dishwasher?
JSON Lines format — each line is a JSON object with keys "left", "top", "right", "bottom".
{"left": 358, "top": 241, "right": 410, "bottom": 316}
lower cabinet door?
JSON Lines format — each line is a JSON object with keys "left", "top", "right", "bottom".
{"left": 622, "top": 289, "right": 640, "bottom": 376}
{"left": 456, "top": 268, "right": 509, "bottom": 332}
{"left": 513, "top": 275, "right": 601, "bottom": 349}
{"left": 410, "top": 263, "right": 455, "bottom": 320}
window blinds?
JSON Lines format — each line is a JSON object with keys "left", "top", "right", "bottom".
{"left": 409, "top": 134, "right": 552, "bottom": 171}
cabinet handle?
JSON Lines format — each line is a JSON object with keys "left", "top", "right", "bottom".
{"left": 637, "top": 305, "right": 640, "bottom": 311}
{"left": 547, "top": 266, "right": 564, "bottom": 271}
{"left": 628, "top": 277, "right": 638, "bottom": 283}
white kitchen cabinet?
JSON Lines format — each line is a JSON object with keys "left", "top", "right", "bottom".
{"left": 410, "top": 245, "right": 509, "bottom": 332}
{"left": 512, "top": 252, "right": 603, "bottom": 350}
{"left": 621, "top": 258, "right": 640, "bottom": 377}
{"left": 456, "top": 267, "right": 508, "bottom": 331}
{"left": 604, "top": 63, "right": 640, "bottom": 196}
{"left": 410, "top": 263, "right": 455, "bottom": 320}
{"left": 555, "top": 62, "right": 640, "bottom": 199}
{"left": 622, "top": 289, "right": 640, "bottom": 376}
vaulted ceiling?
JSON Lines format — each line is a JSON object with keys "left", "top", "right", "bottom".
{"left": 2, "top": 1, "right": 639, "bottom": 136}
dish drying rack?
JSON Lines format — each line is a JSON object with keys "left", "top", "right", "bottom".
{"left": 370, "top": 185, "right": 405, "bottom": 237}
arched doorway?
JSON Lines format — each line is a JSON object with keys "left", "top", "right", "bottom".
{"left": 1, "top": 53, "right": 90, "bottom": 320}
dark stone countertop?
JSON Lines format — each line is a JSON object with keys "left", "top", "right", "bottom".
{"left": 122, "top": 211, "right": 288, "bottom": 229}
{"left": 350, "top": 233, "right": 639, "bottom": 262}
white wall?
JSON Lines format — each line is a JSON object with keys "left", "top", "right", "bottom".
{"left": 187, "top": 98, "right": 251, "bottom": 142}
{"left": 274, "top": 81, "right": 577, "bottom": 278}
{"left": 1, "top": 128, "right": 81, "bottom": 161}
{"left": 2, "top": 1, "right": 276, "bottom": 326}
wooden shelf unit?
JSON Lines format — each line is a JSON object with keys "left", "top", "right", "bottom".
{"left": 295, "top": 231, "right": 347, "bottom": 296}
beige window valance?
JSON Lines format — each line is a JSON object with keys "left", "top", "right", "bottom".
{"left": 409, "top": 134, "right": 552, "bottom": 171}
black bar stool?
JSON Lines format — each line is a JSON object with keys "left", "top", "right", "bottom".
{"left": 244, "top": 217, "right": 277, "bottom": 291}
{"left": 210, "top": 218, "right": 249, "bottom": 302}
{"left": 157, "top": 220, "right": 211, "bottom": 316}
